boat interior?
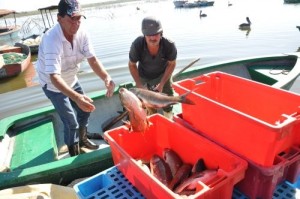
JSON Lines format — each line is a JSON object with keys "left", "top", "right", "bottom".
{"left": 0, "top": 53, "right": 300, "bottom": 189}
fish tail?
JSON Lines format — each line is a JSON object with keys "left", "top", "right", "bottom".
{"left": 179, "top": 86, "right": 201, "bottom": 105}
{"left": 179, "top": 92, "right": 195, "bottom": 105}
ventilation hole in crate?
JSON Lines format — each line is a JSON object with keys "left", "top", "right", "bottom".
{"left": 125, "top": 189, "right": 135, "bottom": 197}
{"left": 108, "top": 185, "right": 116, "bottom": 191}
{"left": 115, "top": 193, "right": 123, "bottom": 198}
{"left": 97, "top": 190, "right": 106, "bottom": 195}
{"left": 112, "top": 189, "right": 120, "bottom": 194}
{"left": 277, "top": 188, "right": 284, "bottom": 194}
{"left": 285, "top": 192, "right": 293, "bottom": 198}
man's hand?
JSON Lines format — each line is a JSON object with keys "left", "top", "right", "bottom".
{"left": 105, "top": 79, "right": 115, "bottom": 97}
{"left": 76, "top": 95, "right": 96, "bottom": 112}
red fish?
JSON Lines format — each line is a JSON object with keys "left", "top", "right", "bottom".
{"left": 163, "top": 148, "right": 183, "bottom": 177}
{"left": 118, "top": 87, "right": 150, "bottom": 132}
{"left": 129, "top": 88, "right": 195, "bottom": 109}
{"left": 174, "top": 169, "right": 218, "bottom": 194}
{"left": 168, "top": 163, "right": 192, "bottom": 190}
{"left": 192, "top": 158, "right": 206, "bottom": 174}
{"left": 150, "top": 154, "right": 173, "bottom": 186}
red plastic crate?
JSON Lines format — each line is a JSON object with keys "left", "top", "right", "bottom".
{"left": 104, "top": 114, "right": 248, "bottom": 199}
{"left": 173, "top": 71, "right": 300, "bottom": 166}
{"left": 174, "top": 113, "right": 300, "bottom": 199}
{"left": 236, "top": 146, "right": 300, "bottom": 199}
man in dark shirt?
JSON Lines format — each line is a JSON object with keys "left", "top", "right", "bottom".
{"left": 128, "top": 16, "right": 177, "bottom": 118}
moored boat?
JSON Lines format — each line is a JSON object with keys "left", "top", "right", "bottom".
{"left": 175, "top": 0, "right": 215, "bottom": 8}
{"left": 18, "top": 5, "right": 58, "bottom": 55}
{"left": 0, "top": 52, "right": 300, "bottom": 190}
{"left": 195, "top": 0, "right": 215, "bottom": 7}
{"left": 284, "top": 0, "right": 300, "bottom": 3}
{"left": 0, "top": 9, "right": 21, "bottom": 41}
{"left": 20, "top": 34, "right": 41, "bottom": 55}
{"left": 173, "top": 0, "right": 188, "bottom": 8}
{"left": 0, "top": 43, "right": 31, "bottom": 79}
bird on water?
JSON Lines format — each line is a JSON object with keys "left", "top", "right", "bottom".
{"left": 239, "top": 17, "right": 251, "bottom": 29}
{"left": 200, "top": 10, "right": 207, "bottom": 17}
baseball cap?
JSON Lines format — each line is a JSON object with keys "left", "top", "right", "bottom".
{"left": 141, "top": 16, "right": 163, "bottom": 36}
{"left": 58, "top": 0, "right": 86, "bottom": 18}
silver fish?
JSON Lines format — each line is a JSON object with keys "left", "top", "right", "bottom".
{"left": 119, "top": 87, "right": 150, "bottom": 132}
{"left": 174, "top": 169, "right": 218, "bottom": 194}
{"left": 129, "top": 88, "right": 195, "bottom": 109}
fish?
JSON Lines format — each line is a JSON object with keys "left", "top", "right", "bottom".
{"left": 150, "top": 154, "right": 173, "bottom": 187}
{"left": 163, "top": 148, "right": 183, "bottom": 177}
{"left": 191, "top": 158, "right": 206, "bottom": 174}
{"left": 168, "top": 163, "right": 192, "bottom": 190}
{"left": 174, "top": 169, "right": 218, "bottom": 194}
{"left": 118, "top": 87, "right": 150, "bottom": 132}
{"left": 129, "top": 88, "right": 195, "bottom": 109}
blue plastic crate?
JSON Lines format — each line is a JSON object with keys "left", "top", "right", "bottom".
{"left": 74, "top": 166, "right": 299, "bottom": 199}
{"left": 74, "top": 166, "right": 145, "bottom": 199}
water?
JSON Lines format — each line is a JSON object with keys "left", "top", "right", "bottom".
{"left": 1, "top": 0, "right": 300, "bottom": 118}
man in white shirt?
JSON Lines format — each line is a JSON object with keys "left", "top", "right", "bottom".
{"left": 36, "top": 0, "right": 115, "bottom": 156}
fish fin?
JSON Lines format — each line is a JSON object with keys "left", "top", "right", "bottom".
{"left": 122, "top": 120, "right": 132, "bottom": 129}
{"left": 179, "top": 88, "right": 199, "bottom": 105}
{"left": 179, "top": 95, "right": 195, "bottom": 105}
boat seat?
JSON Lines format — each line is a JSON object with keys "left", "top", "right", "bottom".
{"left": 10, "top": 118, "right": 58, "bottom": 171}
{"left": 248, "top": 65, "right": 290, "bottom": 85}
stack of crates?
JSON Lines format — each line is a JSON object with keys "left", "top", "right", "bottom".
{"left": 103, "top": 114, "right": 248, "bottom": 199}
{"left": 172, "top": 71, "right": 300, "bottom": 198}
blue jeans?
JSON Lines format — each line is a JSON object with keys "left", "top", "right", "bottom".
{"left": 42, "top": 82, "right": 90, "bottom": 146}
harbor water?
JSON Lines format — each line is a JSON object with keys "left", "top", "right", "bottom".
{"left": 0, "top": 0, "right": 300, "bottom": 118}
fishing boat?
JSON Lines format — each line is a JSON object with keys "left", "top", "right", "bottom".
{"left": 0, "top": 43, "right": 31, "bottom": 79}
{"left": 0, "top": 52, "right": 300, "bottom": 190}
{"left": 20, "top": 34, "right": 41, "bottom": 55}
{"left": 173, "top": 0, "right": 188, "bottom": 8}
{"left": 195, "top": 0, "right": 215, "bottom": 7}
{"left": 0, "top": 9, "right": 21, "bottom": 41}
{"left": 176, "top": 0, "right": 214, "bottom": 8}
{"left": 284, "top": 0, "right": 300, "bottom": 3}
{"left": 18, "top": 5, "right": 58, "bottom": 55}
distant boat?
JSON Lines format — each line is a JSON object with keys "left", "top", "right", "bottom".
{"left": 173, "top": 0, "right": 188, "bottom": 7}
{"left": 174, "top": 0, "right": 214, "bottom": 8}
{"left": 0, "top": 9, "right": 21, "bottom": 40}
{"left": 19, "top": 34, "right": 41, "bottom": 55}
{"left": 0, "top": 43, "right": 31, "bottom": 79}
{"left": 196, "top": 0, "right": 215, "bottom": 7}
{"left": 17, "top": 5, "right": 58, "bottom": 55}
{"left": 284, "top": 0, "right": 300, "bottom": 3}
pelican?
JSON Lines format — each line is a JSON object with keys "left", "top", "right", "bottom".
{"left": 200, "top": 10, "right": 207, "bottom": 17}
{"left": 239, "top": 17, "right": 251, "bottom": 29}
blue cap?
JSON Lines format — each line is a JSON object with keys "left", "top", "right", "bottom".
{"left": 58, "top": 0, "right": 85, "bottom": 18}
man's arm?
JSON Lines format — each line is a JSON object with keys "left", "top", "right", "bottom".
{"left": 50, "top": 73, "right": 95, "bottom": 112}
{"left": 87, "top": 56, "right": 115, "bottom": 97}
{"left": 128, "top": 60, "right": 144, "bottom": 88}
{"left": 155, "top": 60, "right": 176, "bottom": 92}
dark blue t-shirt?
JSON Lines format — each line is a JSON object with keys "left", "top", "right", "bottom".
{"left": 129, "top": 36, "right": 177, "bottom": 79}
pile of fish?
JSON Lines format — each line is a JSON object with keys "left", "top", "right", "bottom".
{"left": 138, "top": 148, "right": 219, "bottom": 196}
{"left": 118, "top": 87, "right": 195, "bottom": 132}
